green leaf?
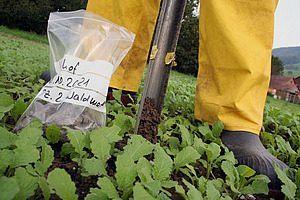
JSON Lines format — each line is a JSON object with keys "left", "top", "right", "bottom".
{"left": 25, "top": 118, "right": 43, "bottom": 129}
{"left": 38, "top": 177, "right": 51, "bottom": 200}
{"left": 212, "top": 121, "right": 224, "bottom": 138}
{"left": 193, "top": 136, "right": 205, "bottom": 156}
{"left": 66, "top": 127, "right": 86, "bottom": 153}
{"left": 60, "top": 143, "right": 75, "bottom": 157}
{"left": 274, "top": 164, "right": 296, "bottom": 199}
{"left": 137, "top": 157, "right": 153, "bottom": 182}
{"left": 14, "top": 167, "right": 38, "bottom": 200}
{"left": 161, "top": 180, "right": 178, "bottom": 188}
{"left": 239, "top": 185, "right": 254, "bottom": 195}
{"left": 0, "top": 127, "right": 17, "bottom": 148}
{"left": 84, "top": 157, "right": 107, "bottom": 176}
{"left": 175, "top": 185, "right": 188, "bottom": 200}
{"left": 115, "top": 154, "right": 137, "bottom": 190}
{"left": 178, "top": 124, "right": 192, "bottom": 147}
{"left": 295, "top": 168, "right": 300, "bottom": 192}
{"left": 46, "top": 124, "right": 60, "bottom": 144}
{"left": 0, "top": 113, "right": 4, "bottom": 120}
{"left": 142, "top": 180, "right": 162, "bottom": 196}
{"left": 16, "top": 127, "right": 43, "bottom": 147}
{"left": 133, "top": 183, "right": 156, "bottom": 200}
{"left": 237, "top": 165, "right": 255, "bottom": 178}
{"left": 275, "top": 135, "right": 297, "bottom": 154}
{"left": 0, "top": 149, "right": 14, "bottom": 175}
{"left": 152, "top": 146, "right": 173, "bottom": 181}
{"left": 47, "top": 168, "right": 78, "bottom": 200}
{"left": 97, "top": 177, "right": 120, "bottom": 199}
{"left": 168, "top": 137, "right": 180, "bottom": 149}
{"left": 174, "top": 146, "right": 200, "bottom": 170}
{"left": 113, "top": 114, "right": 135, "bottom": 135}
{"left": 182, "top": 179, "right": 203, "bottom": 200}
{"left": 123, "top": 135, "right": 154, "bottom": 161}
{"left": 250, "top": 179, "right": 269, "bottom": 195}
{"left": 91, "top": 125, "right": 122, "bottom": 144}
{"left": 0, "top": 177, "right": 19, "bottom": 200}
{"left": 35, "top": 140, "right": 54, "bottom": 176}
{"left": 85, "top": 188, "right": 109, "bottom": 200}
{"left": 90, "top": 133, "right": 111, "bottom": 160}
{"left": 112, "top": 88, "right": 122, "bottom": 103}
{"left": 206, "top": 180, "right": 221, "bottom": 200}
{"left": 157, "top": 192, "right": 172, "bottom": 200}
{"left": 179, "top": 168, "right": 194, "bottom": 185}
{"left": 210, "top": 178, "right": 225, "bottom": 193}
{"left": 198, "top": 123, "right": 214, "bottom": 142}
{"left": 216, "top": 151, "right": 236, "bottom": 165}
{"left": 260, "top": 131, "right": 275, "bottom": 147}
{"left": 0, "top": 92, "right": 14, "bottom": 119}
{"left": 66, "top": 127, "right": 87, "bottom": 165}
{"left": 11, "top": 99, "right": 27, "bottom": 120}
{"left": 205, "top": 142, "right": 221, "bottom": 163}
{"left": 12, "top": 145, "right": 40, "bottom": 168}
{"left": 248, "top": 174, "right": 270, "bottom": 183}
{"left": 221, "top": 161, "right": 240, "bottom": 194}
{"left": 26, "top": 165, "right": 38, "bottom": 176}
{"left": 197, "top": 176, "right": 207, "bottom": 194}
{"left": 0, "top": 92, "right": 14, "bottom": 107}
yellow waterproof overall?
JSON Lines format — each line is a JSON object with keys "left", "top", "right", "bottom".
{"left": 87, "top": 0, "right": 278, "bottom": 135}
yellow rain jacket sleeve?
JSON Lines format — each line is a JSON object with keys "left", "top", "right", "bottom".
{"left": 86, "top": 0, "right": 161, "bottom": 92}
{"left": 195, "top": 0, "right": 278, "bottom": 135}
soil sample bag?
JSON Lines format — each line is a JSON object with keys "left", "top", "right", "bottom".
{"left": 15, "top": 10, "right": 135, "bottom": 133}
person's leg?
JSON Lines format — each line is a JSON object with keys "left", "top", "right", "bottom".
{"left": 87, "top": 0, "right": 161, "bottom": 93}
{"left": 195, "top": 0, "right": 287, "bottom": 191}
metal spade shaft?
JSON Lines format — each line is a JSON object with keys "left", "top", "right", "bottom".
{"left": 134, "top": 0, "right": 187, "bottom": 134}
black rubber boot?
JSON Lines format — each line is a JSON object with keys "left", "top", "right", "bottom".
{"left": 106, "top": 87, "right": 137, "bottom": 106}
{"left": 40, "top": 70, "right": 51, "bottom": 83}
{"left": 221, "top": 131, "right": 289, "bottom": 191}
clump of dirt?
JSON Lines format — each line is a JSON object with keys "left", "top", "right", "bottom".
{"left": 136, "top": 97, "right": 161, "bottom": 144}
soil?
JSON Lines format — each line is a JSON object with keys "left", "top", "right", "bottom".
{"left": 35, "top": 142, "right": 99, "bottom": 200}
{"left": 136, "top": 97, "right": 161, "bottom": 144}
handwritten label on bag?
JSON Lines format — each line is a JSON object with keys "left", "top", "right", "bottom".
{"left": 36, "top": 55, "right": 114, "bottom": 112}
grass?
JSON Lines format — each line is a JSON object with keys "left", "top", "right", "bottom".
{"left": 284, "top": 69, "right": 300, "bottom": 77}
{"left": 0, "top": 25, "right": 48, "bottom": 44}
{"left": 284, "top": 62, "right": 300, "bottom": 77}
{"left": 266, "top": 96, "right": 300, "bottom": 113}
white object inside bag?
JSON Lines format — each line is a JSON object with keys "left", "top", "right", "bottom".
{"left": 15, "top": 10, "right": 135, "bottom": 133}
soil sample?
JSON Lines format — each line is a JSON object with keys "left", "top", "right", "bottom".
{"left": 136, "top": 97, "right": 161, "bottom": 144}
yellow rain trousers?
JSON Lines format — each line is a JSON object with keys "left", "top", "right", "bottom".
{"left": 195, "top": 1, "right": 278, "bottom": 135}
{"left": 87, "top": 0, "right": 278, "bottom": 135}
{"left": 86, "top": 0, "right": 161, "bottom": 92}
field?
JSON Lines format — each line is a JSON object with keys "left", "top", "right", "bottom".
{"left": 283, "top": 69, "right": 300, "bottom": 77}
{"left": 283, "top": 63, "right": 300, "bottom": 77}
{"left": 0, "top": 27, "right": 299, "bottom": 200}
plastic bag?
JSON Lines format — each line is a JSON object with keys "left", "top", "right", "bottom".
{"left": 15, "top": 10, "right": 135, "bottom": 133}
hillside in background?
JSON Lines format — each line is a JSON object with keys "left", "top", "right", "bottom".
{"left": 272, "top": 46, "right": 300, "bottom": 77}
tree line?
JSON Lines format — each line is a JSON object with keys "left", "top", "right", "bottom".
{"left": 0, "top": 0, "right": 87, "bottom": 34}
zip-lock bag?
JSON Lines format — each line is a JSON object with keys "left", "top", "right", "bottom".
{"left": 15, "top": 10, "right": 135, "bottom": 132}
